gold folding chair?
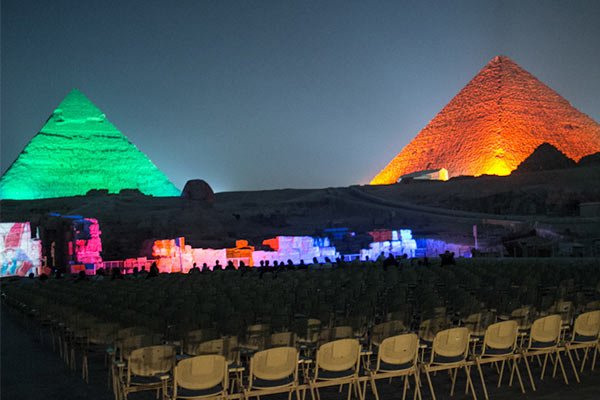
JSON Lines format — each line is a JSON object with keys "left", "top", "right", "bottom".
{"left": 520, "top": 314, "right": 569, "bottom": 391}
{"left": 364, "top": 333, "right": 421, "bottom": 400}
{"left": 308, "top": 338, "right": 363, "bottom": 400}
{"left": 270, "top": 332, "right": 297, "bottom": 348}
{"left": 245, "top": 346, "right": 300, "bottom": 400}
{"left": 422, "top": 327, "right": 476, "bottom": 400}
{"left": 473, "top": 320, "right": 525, "bottom": 400}
{"left": 120, "top": 344, "right": 176, "bottom": 400}
{"left": 564, "top": 310, "right": 600, "bottom": 383}
{"left": 172, "top": 354, "right": 228, "bottom": 400}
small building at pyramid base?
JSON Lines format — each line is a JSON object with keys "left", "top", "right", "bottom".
{"left": 0, "top": 89, "right": 180, "bottom": 200}
{"left": 399, "top": 168, "right": 448, "bottom": 182}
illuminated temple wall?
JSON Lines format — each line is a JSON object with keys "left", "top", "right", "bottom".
{"left": 371, "top": 56, "right": 600, "bottom": 184}
{"left": 73, "top": 218, "right": 103, "bottom": 265}
{"left": 0, "top": 89, "right": 180, "bottom": 199}
{"left": 362, "top": 229, "right": 417, "bottom": 260}
{"left": 254, "top": 236, "right": 338, "bottom": 265}
{"left": 0, "top": 222, "right": 42, "bottom": 277}
{"left": 152, "top": 235, "right": 339, "bottom": 271}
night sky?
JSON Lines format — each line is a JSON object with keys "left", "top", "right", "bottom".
{"left": 2, "top": 0, "right": 599, "bottom": 193}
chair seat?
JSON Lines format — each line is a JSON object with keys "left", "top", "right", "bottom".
{"left": 432, "top": 354, "right": 465, "bottom": 364}
{"left": 530, "top": 340, "right": 556, "bottom": 349}
{"left": 377, "top": 360, "right": 414, "bottom": 372}
{"left": 317, "top": 368, "right": 355, "bottom": 380}
{"left": 130, "top": 375, "right": 165, "bottom": 385}
{"left": 482, "top": 346, "right": 513, "bottom": 356}
{"left": 176, "top": 384, "right": 223, "bottom": 398}
{"left": 251, "top": 375, "right": 294, "bottom": 389}
{"left": 573, "top": 333, "right": 598, "bottom": 343}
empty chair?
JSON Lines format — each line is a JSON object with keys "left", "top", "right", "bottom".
{"left": 521, "top": 314, "right": 569, "bottom": 391}
{"left": 564, "top": 310, "right": 600, "bottom": 382}
{"left": 243, "top": 324, "right": 271, "bottom": 352}
{"left": 308, "top": 338, "right": 362, "bottom": 400}
{"left": 184, "top": 328, "right": 217, "bottom": 352}
{"left": 245, "top": 346, "right": 300, "bottom": 400}
{"left": 418, "top": 317, "right": 450, "bottom": 344}
{"left": 172, "top": 354, "right": 228, "bottom": 400}
{"left": 473, "top": 320, "right": 525, "bottom": 400}
{"left": 422, "top": 327, "right": 476, "bottom": 400}
{"left": 364, "top": 333, "right": 421, "bottom": 400}
{"left": 82, "top": 322, "right": 119, "bottom": 383}
{"left": 120, "top": 344, "right": 176, "bottom": 400}
{"left": 269, "top": 332, "right": 296, "bottom": 348}
{"left": 187, "top": 338, "right": 225, "bottom": 356}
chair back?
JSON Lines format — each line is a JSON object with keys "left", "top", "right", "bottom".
{"left": 175, "top": 355, "right": 227, "bottom": 391}
{"left": 432, "top": 327, "right": 470, "bottom": 360}
{"left": 511, "top": 306, "right": 533, "bottom": 329}
{"left": 573, "top": 311, "right": 600, "bottom": 339}
{"left": 306, "top": 319, "right": 321, "bottom": 343}
{"left": 378, "top": 333, "right": 418, "bottom": 368}
{"left": 129, "top": 345, "right": 175, "bottom": 377}
{"left": 270, "top": 332, "right": 296, "bottom": 348}
{"left": 246, "top": 324, "right": 270, "bottom": 350}
{"left": 120, "top": 333, "right": 161, "bottom": 360}
{"left": 189, "top": 338, "right": 225, "bottom": 356}
{"left": 317, "top": 338, "right": 360, "bottom": 372}
{"left": 419, "top": 317, "right": 450, "bottom": 342}
{"left": 333, "top": 326, "right": 354, "bottom": 340}
{"left": 185, "top": 328, "right": 216, "bottom": 344}
{"left": 251, "top": 346, "right": 298, "bottom": 381}
{"left": 89, "top": 322, "right": 119, "bottom": 345}
{"left": 482, "top": 320, "right": 518, "bottom": 353}
{"left": 529, "top": 315, "right": 561, "bottom": 345}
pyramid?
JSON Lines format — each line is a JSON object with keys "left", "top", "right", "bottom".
{"left": 513, "top": 143, "right": 576, "bottom": 173}
{"left": 0, "top": 89, "right": 180, "bottom": 199}
{"left": 371, "top": 56, "right": 600, "bottom": 184}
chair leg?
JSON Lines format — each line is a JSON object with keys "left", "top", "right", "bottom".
{"left": 450, "top": 368, "right": 458, "bottom": 396}
{"left": 522, "top": 355, "right": 537, "bottom": 391}
{"left": 540, "top": 353, "right": 549, "bottom": 380}
{"left": 592, "top": 344, "right": 599, "bottom": 371}
{"left": 476, "top": 360, "right": 489, "bottom": 400}
{"left": 370, "top": 376, "right": 380, "bottom": 400}
{"left": 580, "top": 348, "right": 590, "bottom": 371}
{"left": 402, "top": 375, "right": 409, "bottom": 400}
{"left": 556, "top": 351, "right": 569, "bottom": 385}
{"left": 465, "top": 365, "right": 477, "bottom": 400}
{"left": 511, "top": 358, "right": 526, "bottom": 394}
{"left": 413, "top": 373, "right": 422, "bottom": 400}
{"left": 497, "top": 359, "right": 505, "bottom": 387}
{"left": 424, "top": 369, "right": 437, "bottom": 400}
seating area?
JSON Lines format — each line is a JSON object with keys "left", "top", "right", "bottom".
{"left": 2, "top": 257, "right": 600, "bottom": 399}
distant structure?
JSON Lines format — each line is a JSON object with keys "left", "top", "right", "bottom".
{"left": 399, "top": 168, "right": 448, "bottom": 182}
{"left": 371, "top": 56, "right": 600, "bottom": 184}
{"left": 0, "top": 89, "right": 180, "bottom": 199}
{"left": 181, "top": 179, "right": 215, "bottom": 204}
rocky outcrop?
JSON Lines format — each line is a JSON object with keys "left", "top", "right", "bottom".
{"left": 181, "top": 179, "right": 215, "bottom": 204}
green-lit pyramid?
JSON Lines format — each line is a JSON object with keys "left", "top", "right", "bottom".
{"left": 0, "top": 89, "right": 180, "bottom": 200}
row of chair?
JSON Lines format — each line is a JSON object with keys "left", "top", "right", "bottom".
{"left": 105, "top": 310, "right": 599, "bottom": 400}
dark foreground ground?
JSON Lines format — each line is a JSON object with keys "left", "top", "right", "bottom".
{"left": 2, "top": 307, "right": 600, "bottom": 400}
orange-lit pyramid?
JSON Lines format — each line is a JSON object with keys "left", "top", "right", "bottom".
{"left": 371, "top": 56, "right": 600, "bottom": 184}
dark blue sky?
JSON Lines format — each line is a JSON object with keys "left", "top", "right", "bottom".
{"left": 2, "top": 0, "right": 599, "bottom": 193}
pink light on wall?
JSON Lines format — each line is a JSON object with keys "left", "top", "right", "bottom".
{"left": 74, "top": 218, "right": 103, "bottom": 264}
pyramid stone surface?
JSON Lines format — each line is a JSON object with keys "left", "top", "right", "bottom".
{"left": 371, "top": 56, "right": 600, "bottom": 184}
{"left": 0, "top": 89, "right": 180, "bottom": 199}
